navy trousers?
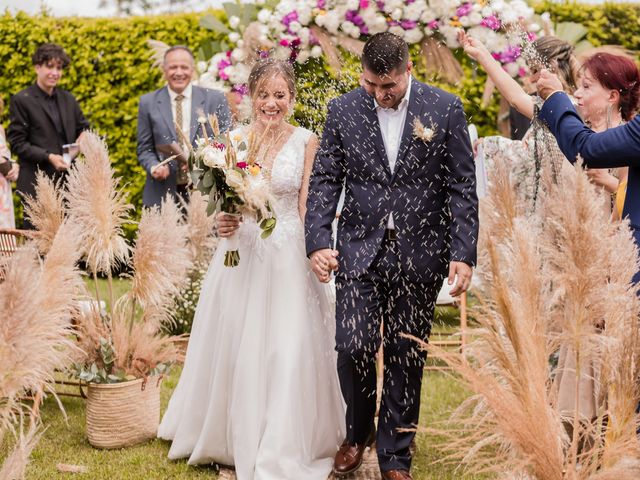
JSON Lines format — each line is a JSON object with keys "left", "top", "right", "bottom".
{"left": 335, "top": 236, "right": 441, "bottom": 472}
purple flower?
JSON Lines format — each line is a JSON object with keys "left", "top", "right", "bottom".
{"left": 527, "top": 31, "right": 537, "bottom": 42}
{"left": 480, "top": 15, "right": 501, "bottom": 31}
{"left": 317, "top": 0, "right": 326, "bottom": 8}
{"left": 231, "top": 84, "right": 249, "bottom": 95}
{"left": 346, "top": 10, "right": 365, "bottom": 27}
{"left": 217, "top": 58, "right": 232, "bottom": 70}
{"left": 456, "top": 3, "right": 473, "bottom": 17}
{"left": 359, "top": 0, "right": 369, "bottom": 8}
{"left": 282, "top": 11, "right": 298, "bottom": 27}
{"left": 400, "top": 20, "right": 417, "bottom": 30}
{"left": 376, "top": 1, "right": 385, "bottom": 9}
{"left": 498, "top": 45, "right": 521, "bottom": 63}
{"left": 280, "top": 39, "right": 290, "bottom": 47}
{"left": 427, "top": 20, "right": 439, "bottom": 30}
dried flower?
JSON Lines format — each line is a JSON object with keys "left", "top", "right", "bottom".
{"left": 412, "top": 117, "right": 435, "bottom": 143}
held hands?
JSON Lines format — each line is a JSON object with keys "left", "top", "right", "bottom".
{"left": 216, "top": 212, "right": 241, "bottom": 238}
{"left": 5, "top": 162, "right": 19, "bottom": 182}
{"left": 310, "top": 248, "right": 339, "bottom": 283}
{"left": 448, "top": 261, "right": 473, "bottom": 297}
{"left": 536, "top": 70, "right": 564, "bottom": 100}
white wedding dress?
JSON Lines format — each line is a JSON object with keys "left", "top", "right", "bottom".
{"left": 158, "top": 127, "right": 345, "bottom": 480}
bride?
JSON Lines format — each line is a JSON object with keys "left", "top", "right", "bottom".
{"left": 158, "top": 58, "right": 345, "bottom": 479}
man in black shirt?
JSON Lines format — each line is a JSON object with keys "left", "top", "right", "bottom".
{"left": 7, "top": 43, "right": 89, "bottom": 228}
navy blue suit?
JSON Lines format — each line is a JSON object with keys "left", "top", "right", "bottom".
{"left": 305, "top": 80, "right": 478, "bottom": 471}
{"left": 539, "top": 92, "right": 640, "bottom": 283}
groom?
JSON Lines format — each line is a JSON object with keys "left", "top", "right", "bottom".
{"left": 305, "top": 32, "right": 478, "bottom": 480}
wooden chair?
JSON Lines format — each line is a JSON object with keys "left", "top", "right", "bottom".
{"left": 0, "top": 228, "right": 35, "bottom": 282}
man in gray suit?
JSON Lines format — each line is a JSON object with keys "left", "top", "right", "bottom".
{"left": 136, "top": 45, "right": 231, "bottom": 207}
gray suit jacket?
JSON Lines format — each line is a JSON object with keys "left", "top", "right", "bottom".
{"left": 136, "top": 84, "right": 231, "bottom": 207}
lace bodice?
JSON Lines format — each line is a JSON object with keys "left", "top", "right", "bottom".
{"left": 232, "top": 126, "right": 312, "bottom": 249}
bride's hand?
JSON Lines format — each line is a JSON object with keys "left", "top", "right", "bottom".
{"left": 216, "top": 212, "right": 241, "bottom": 237}
{"left": 458, "top": 30, "right": 490, "bottom": 62}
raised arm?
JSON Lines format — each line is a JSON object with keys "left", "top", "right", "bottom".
{"left": 459, "top": 30, "right": 535, "bottom": 119}
{"left": 538, "top": 89, "right": 640, "bottom": 168}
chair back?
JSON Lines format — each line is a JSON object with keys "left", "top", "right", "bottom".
{"left": 0, "top": 228, "right": 33, "bottom": 282}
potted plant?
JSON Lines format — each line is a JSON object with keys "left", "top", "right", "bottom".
{"left": 27, "top": 132, "right": 191, "bottom": 449}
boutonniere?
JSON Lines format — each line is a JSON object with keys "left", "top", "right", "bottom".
{"left": 412, "top": 118, "right": 436, "bottom": 143}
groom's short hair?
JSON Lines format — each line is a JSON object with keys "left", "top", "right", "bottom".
{"left": 361, "top": 32, "right": 409, "bottom": 75}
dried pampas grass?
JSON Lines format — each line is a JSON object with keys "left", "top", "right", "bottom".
{"left": 126, "top": 198, "right": 190, "bottom": 331}
{"left": 0, "top": 221, "right": 84, "bottom": 478}
{"left": 183, "top": 191, "right": 218, "bottom": 267}
{"left": 423, "top": 156, "right": 640, "bottom": 479}
{"left": 66, "top": 132, "right": 130, "bottom": 278}
{"left": 22, "top": 172, "right": 65, "bottom": 255}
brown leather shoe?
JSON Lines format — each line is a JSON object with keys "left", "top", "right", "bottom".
{"left": 381, "top": 470, "right": 412, "bottom": 480}
{"left": 332, "top": 431, "right": 375, "bottom": 476}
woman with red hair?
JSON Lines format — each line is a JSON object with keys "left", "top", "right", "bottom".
{"left": 575, "top": 51, "right": 640, "bottom": 219}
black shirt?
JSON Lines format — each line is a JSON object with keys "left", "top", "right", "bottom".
{"left": 36, "top": 85, "right": 66, "bottom": 142}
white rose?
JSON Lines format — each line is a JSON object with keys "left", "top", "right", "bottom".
{"left": 225, "top": 169, "right": 245, "bottom": 191}
{"left": 468, "top": 12, "right": 482, "bottom": 26}
{"left": 404, "top": 2, "right": 423, "bottom": 21}
{"left": 459, "top": 16, "right": 471, "bottom": 27}
{"left": 273, "top": 46, "right": 291, "bottom": 61}
{"left": 368, "top": 15, "right": 388, "bottom": 34}
{"left": 346, "top": 0, "right": 359, "bottom": 10}
{"left": 391, "top": 8, "right": 403, "bottom": 21}
{"left": 197, "top": 61, "right": 208, "bottom": 73}
{"left": 311, "top": 45, "right": 323, "bottom": 58}
{"left": 231, "top": 47, "right": 246, "bottom": 62}
{"left": 257, "top": 8, "right": 272, "bottom": 23}
{"left": 298, "top": 27, "right": 310, "bottom": 44}
{"left": 229, "top": 63, "right": 251, "bottom": 84}
{"left": 228, "top": 15, "right": 241, "bottom": 29}
{"left": 298, "top": 9, "right": 312, "bottom": 25}
{"left": 228, "top": 32, "right": 241, "bottom": 43}
{"left": 202, "top": 145, "right": 226, "bottom": 168}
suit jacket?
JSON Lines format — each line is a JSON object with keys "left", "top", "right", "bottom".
{"left": 136, "top": 84, "right": 231, "bottom": 207}
{"left": 7, "top": 84, "right": 90, "bottom": 200}
{"left": 539, "top": 92, "right": 640, "bottom": 228}
{"left": 305, "top": 80, "right": 478, "bottom": 283}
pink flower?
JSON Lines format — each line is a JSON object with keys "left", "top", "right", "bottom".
{"left": 236, "top": 161, "right": 248, "bottom": 169}
{"left": 280, "top": 39, "right": 290, "bottom": 47}
{"left": 359, "top": 0, "right": 369, "bottom": 8}
{"left": 480, "top": 15, "right": 501, "bottom": 31}
{"left": 427, "top": 20, "right": 439, "bottom": 30}
{"left": 456, "top": 3, "right": 473, "bottom": 17}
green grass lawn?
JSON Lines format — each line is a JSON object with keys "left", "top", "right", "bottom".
{"left": 3, "top": 280, "right": 484, "bottom": 479}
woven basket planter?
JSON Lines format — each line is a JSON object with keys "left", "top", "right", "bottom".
{"left": 85, "top": 376, "right": 162, "bottom": 449}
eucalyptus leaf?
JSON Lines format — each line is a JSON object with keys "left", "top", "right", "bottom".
{"left": 203, "top": 169, "right": 215, "bottom": 188}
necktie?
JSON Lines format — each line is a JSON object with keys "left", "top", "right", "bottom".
{"left": 174, "top": 94, "right": 188, "bottom": 185}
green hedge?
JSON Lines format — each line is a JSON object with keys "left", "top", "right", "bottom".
{"left": 1, "top": 3, "right": 639, "bottom": 229}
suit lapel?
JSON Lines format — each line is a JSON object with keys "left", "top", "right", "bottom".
{"left": 359, "top": 90, "right": 391, "bottom": 177}
{"left": 190, "top": 86, "right": 205, "bottom": 144}
{"left": 156, "top": 86, "right": 176, "bottom": 141}
{"left": 392, "top": 80, "right": 424, "bottom": 181}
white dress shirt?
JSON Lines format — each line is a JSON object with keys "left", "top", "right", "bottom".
{"left": 168, "top": 83, "right": 192, "bottom": 140}
{"left": 375, "top": 76, "right": 411, "bottom": 230}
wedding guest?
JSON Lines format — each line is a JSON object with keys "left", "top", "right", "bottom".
{"left": 459, "top": 32, "right": 580, "bottom": 213}
{"left": 0, "top": 97, "right": 19, "bottom": 229}
{"left": 136, "top": 45, "right": 231, "bottom": 208}
{"left": 158, "top": 59, "right": 345, "bottom": 479}
{"left": 7, "top": 43, "right": 89, "bottom": 229}
{"left": 537, "top": 54, "right": 640, "bottom": 282}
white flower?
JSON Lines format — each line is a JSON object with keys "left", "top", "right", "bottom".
{"left": 296, "top": 50, "right": 310, "bottom": 64}
{"left": 197, "top": 61, "right": 208, "bottom": 73}
{"left": 228, "top": 15, "right": 241, "bottom": 29}
{"left": 404, "top": 28, "right": 424, "bottom": 44}
{"left": 228, "top": 63, "right": 251, "bottom": 84}
{"left": 389, "top": 25, "right": 405, "bottom": 38}
{"left": 228, "top": 32, "right": 241, "bottom": 43}
{"left": 298, "top": 27, "right": 310, "bottom": 44}
{"left": 231, "top": 47, "right": 246, "bottom": 62}
{"left": 202, "top": 145, "right": 226, "bottom": 168}
{"left": 310, "top": 45, "right": 323, "bottom": 58}
{"left": 288, "top": 21, "right": 302, "bottom": 33}
{"left": 225, "top": 169, "right": 245, "bottom": 192}
{"left": 273, "top": 46, "right": 291, "bottom": 61}
{"left": 257, "top": 8, "right": 272, "bottom": 23}
{"left": 413, "top": 118, "right": 436, "bottom": 143}
{"left": 390, "top": 8, "right": 403, "bottom": 21}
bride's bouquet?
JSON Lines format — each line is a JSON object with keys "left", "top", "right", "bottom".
{"left": 181, "top": 114, "right": 276, "bottom": 267}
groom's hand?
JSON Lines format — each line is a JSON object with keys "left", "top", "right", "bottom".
{"left": 310, "top": 249, "right": 339, "bottom": 283}
{"left": 448, "top": 261, "right": 473, "bottom": 297}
